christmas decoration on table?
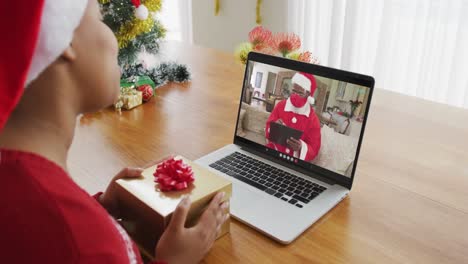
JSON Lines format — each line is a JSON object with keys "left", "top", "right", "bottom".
{"left": 114, "top": 86, "right": 143, "bottom": 111}
{"left": 98, "top": 0, "right": 191, "bottom": 92}
{"left": 153, "top": 157, "right": 195, "bottom": 192}
{"left": 115, "top": 156, "right": 232, "bottom": 259}
{"left": 235, "top": 26, "right": 320, "bottom": 65}
{"left": 114, "top": 75, "right": 157, "bottom": 112}
{"left": 137, "top": 84, "right": 154, "bottom": 102}
{"left": 214, "top": 0, "right": 263, "bottom": 24}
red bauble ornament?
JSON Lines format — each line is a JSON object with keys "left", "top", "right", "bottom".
{"left": 137, "top": 84, "right": 154, "bottom": 102}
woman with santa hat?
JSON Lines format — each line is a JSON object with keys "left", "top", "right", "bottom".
{"left": 265, "top": 72, "right": 321, "bottom": 162}
{"left": 0, "top": 1, "right": 228, "bottom": 263}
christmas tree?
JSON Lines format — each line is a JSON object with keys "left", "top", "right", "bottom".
{"left": 98, "top": 0, "right": 190, "bottom": 87}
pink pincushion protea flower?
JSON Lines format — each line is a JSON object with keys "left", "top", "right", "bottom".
{"left": 298, "top": 51, "right": 312, "bottom": 62}
{"left": 302, "top": 52, "right": 320, "bottom": 64}
{"left": 270, "top": 32, "right": 301, "bottom": 57}
{"left": 248, "top": 26, "right": 272, "bottom": 51}
{"left": 235, "top": 26, "right": 319, "bottom": 65}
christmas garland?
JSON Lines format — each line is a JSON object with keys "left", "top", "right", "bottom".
{"left": 122, "top": 62, "right": 191, "bottom": 88}
{"left": 99, "top": 0, "right": 166, "bottom": 64}
{"left": 100, "top": 0, "right": 162, "bottom": 49}
{"left": 116, "top": 16, "right": 154, "bottom": 49}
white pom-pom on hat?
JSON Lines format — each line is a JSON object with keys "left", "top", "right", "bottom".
{"left": 135, "top": 5, "right": 149, "bottom": 20}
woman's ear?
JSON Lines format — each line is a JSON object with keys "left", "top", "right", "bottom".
{"left": 61, "top": 44, "right": 77, "bottom": 62}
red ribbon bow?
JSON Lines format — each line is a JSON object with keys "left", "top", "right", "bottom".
{"left": 154, "top": 158, "right": 195, "bottom": 192}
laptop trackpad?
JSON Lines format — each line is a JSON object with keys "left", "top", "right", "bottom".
{"left": 230, "top": 182, "right": 268, "bottom": 216}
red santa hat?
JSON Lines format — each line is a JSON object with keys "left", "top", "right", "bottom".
{"left": 291, "top": 72, "right": 317, "bottom": 94}
{"left": 0, "top": 1, "right": 87, "bottom": 131}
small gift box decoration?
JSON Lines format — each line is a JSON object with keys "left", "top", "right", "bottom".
{"left": 115, "top": 156, "right": 232, "bottom": 260}
{"left": 114, "top": 86, "right": 143, "bottom": 111}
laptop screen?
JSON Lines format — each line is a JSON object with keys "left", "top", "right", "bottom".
{"left": 234, "top": 53, "right": 373, "bottom": 187}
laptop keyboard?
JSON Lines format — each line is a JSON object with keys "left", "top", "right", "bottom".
{"left": 209, "top": 152, "right": 327, "bottom": 208}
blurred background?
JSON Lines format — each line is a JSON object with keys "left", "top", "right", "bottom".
{"left": 158, "top": 0, "right": 468, "bottom": 109}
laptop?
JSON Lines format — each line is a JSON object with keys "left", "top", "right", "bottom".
{"left": 195, "top": 52, "right": 374, "bottom": 244}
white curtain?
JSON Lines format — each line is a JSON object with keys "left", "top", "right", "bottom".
{"left": 158, "top": 0, "right": 192, "bottom": 42}
{"left": 287, "top": 0, "right": 468, "bottom": 109}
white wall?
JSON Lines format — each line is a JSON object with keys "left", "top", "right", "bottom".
{"left": 192, "top": 0, "right": 288, "bottom": 52}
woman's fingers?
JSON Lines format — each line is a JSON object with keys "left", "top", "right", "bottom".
{"left": 198, "top": 192, "right": 226, "bottom": 230}
{"left": 168, "top": 196, "right": 192, "bottom": 231}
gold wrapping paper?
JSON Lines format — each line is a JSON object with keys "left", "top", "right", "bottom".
{"left": 115, "top": 87, "right": 143, "bottom": 111}
{"left": 116, "top": 156, "right": 232, "bottom": 260}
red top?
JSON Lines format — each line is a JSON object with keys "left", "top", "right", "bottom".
{"left": 265, "top": 100, "right": 321, "bottom": 161}
{"left": 0, "top": 149, "right": 162, "bottom": 263}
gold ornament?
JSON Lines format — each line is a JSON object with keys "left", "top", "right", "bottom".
{"left": 214, "top": 0, "right": 262, "bottom": 24}
{"left": 256, "top": 0, "right": 263, "bottom": 24}
{"left": 215, "top": 0, "right": 220, "bottom": 16}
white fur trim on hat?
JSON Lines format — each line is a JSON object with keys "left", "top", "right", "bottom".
{"left": 291, "top": 73, "right": 311, "bottom": 92}
{"left": 26, "top": 0, "right": 88, "bottom": 87}
{"left": 135, "top": 5, "right": 149, "bottom": 20}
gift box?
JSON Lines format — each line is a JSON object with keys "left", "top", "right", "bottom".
{"left": 114, "top": 87, "right": 143, "bottom": 111}
{"left": 115, "top": 156, "right": 232, "bottom": 260}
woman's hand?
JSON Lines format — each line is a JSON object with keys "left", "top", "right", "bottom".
{"left": 98, "top": 167, "right": 144, "bottom": 218}
{"left": 155, "top": 192, "right": 229, "bottom": 264}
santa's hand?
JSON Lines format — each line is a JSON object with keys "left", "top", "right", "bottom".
{"left": 275, "top": 119, "right": 285, "bottom": 125}
{"left": 287, "top": 137, "right": 302, "bottom": 152}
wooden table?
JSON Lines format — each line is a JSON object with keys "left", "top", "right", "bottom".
{"left": 69, "top": 42, "right": 468, "bottom": 264}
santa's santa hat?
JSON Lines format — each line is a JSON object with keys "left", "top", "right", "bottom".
{"left": 0, "top": 1, "right": 87, "bottom": 131}
{"left": 291, "top": 72, "right": 317, "bottom": 105}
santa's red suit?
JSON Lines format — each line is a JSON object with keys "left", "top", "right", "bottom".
{"left": 265, "top": 73, "right": 321, "bottom": 161}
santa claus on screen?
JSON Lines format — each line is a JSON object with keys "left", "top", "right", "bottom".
{"left": 265, "top": 72, "right": 321, "bottom": 162}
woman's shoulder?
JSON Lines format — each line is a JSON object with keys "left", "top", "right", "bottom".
{"left": 0, "top": 149, "right": 81, "bottom": 262}
{"left": 0, "top": 149, "right": 141, "bottom": 263}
